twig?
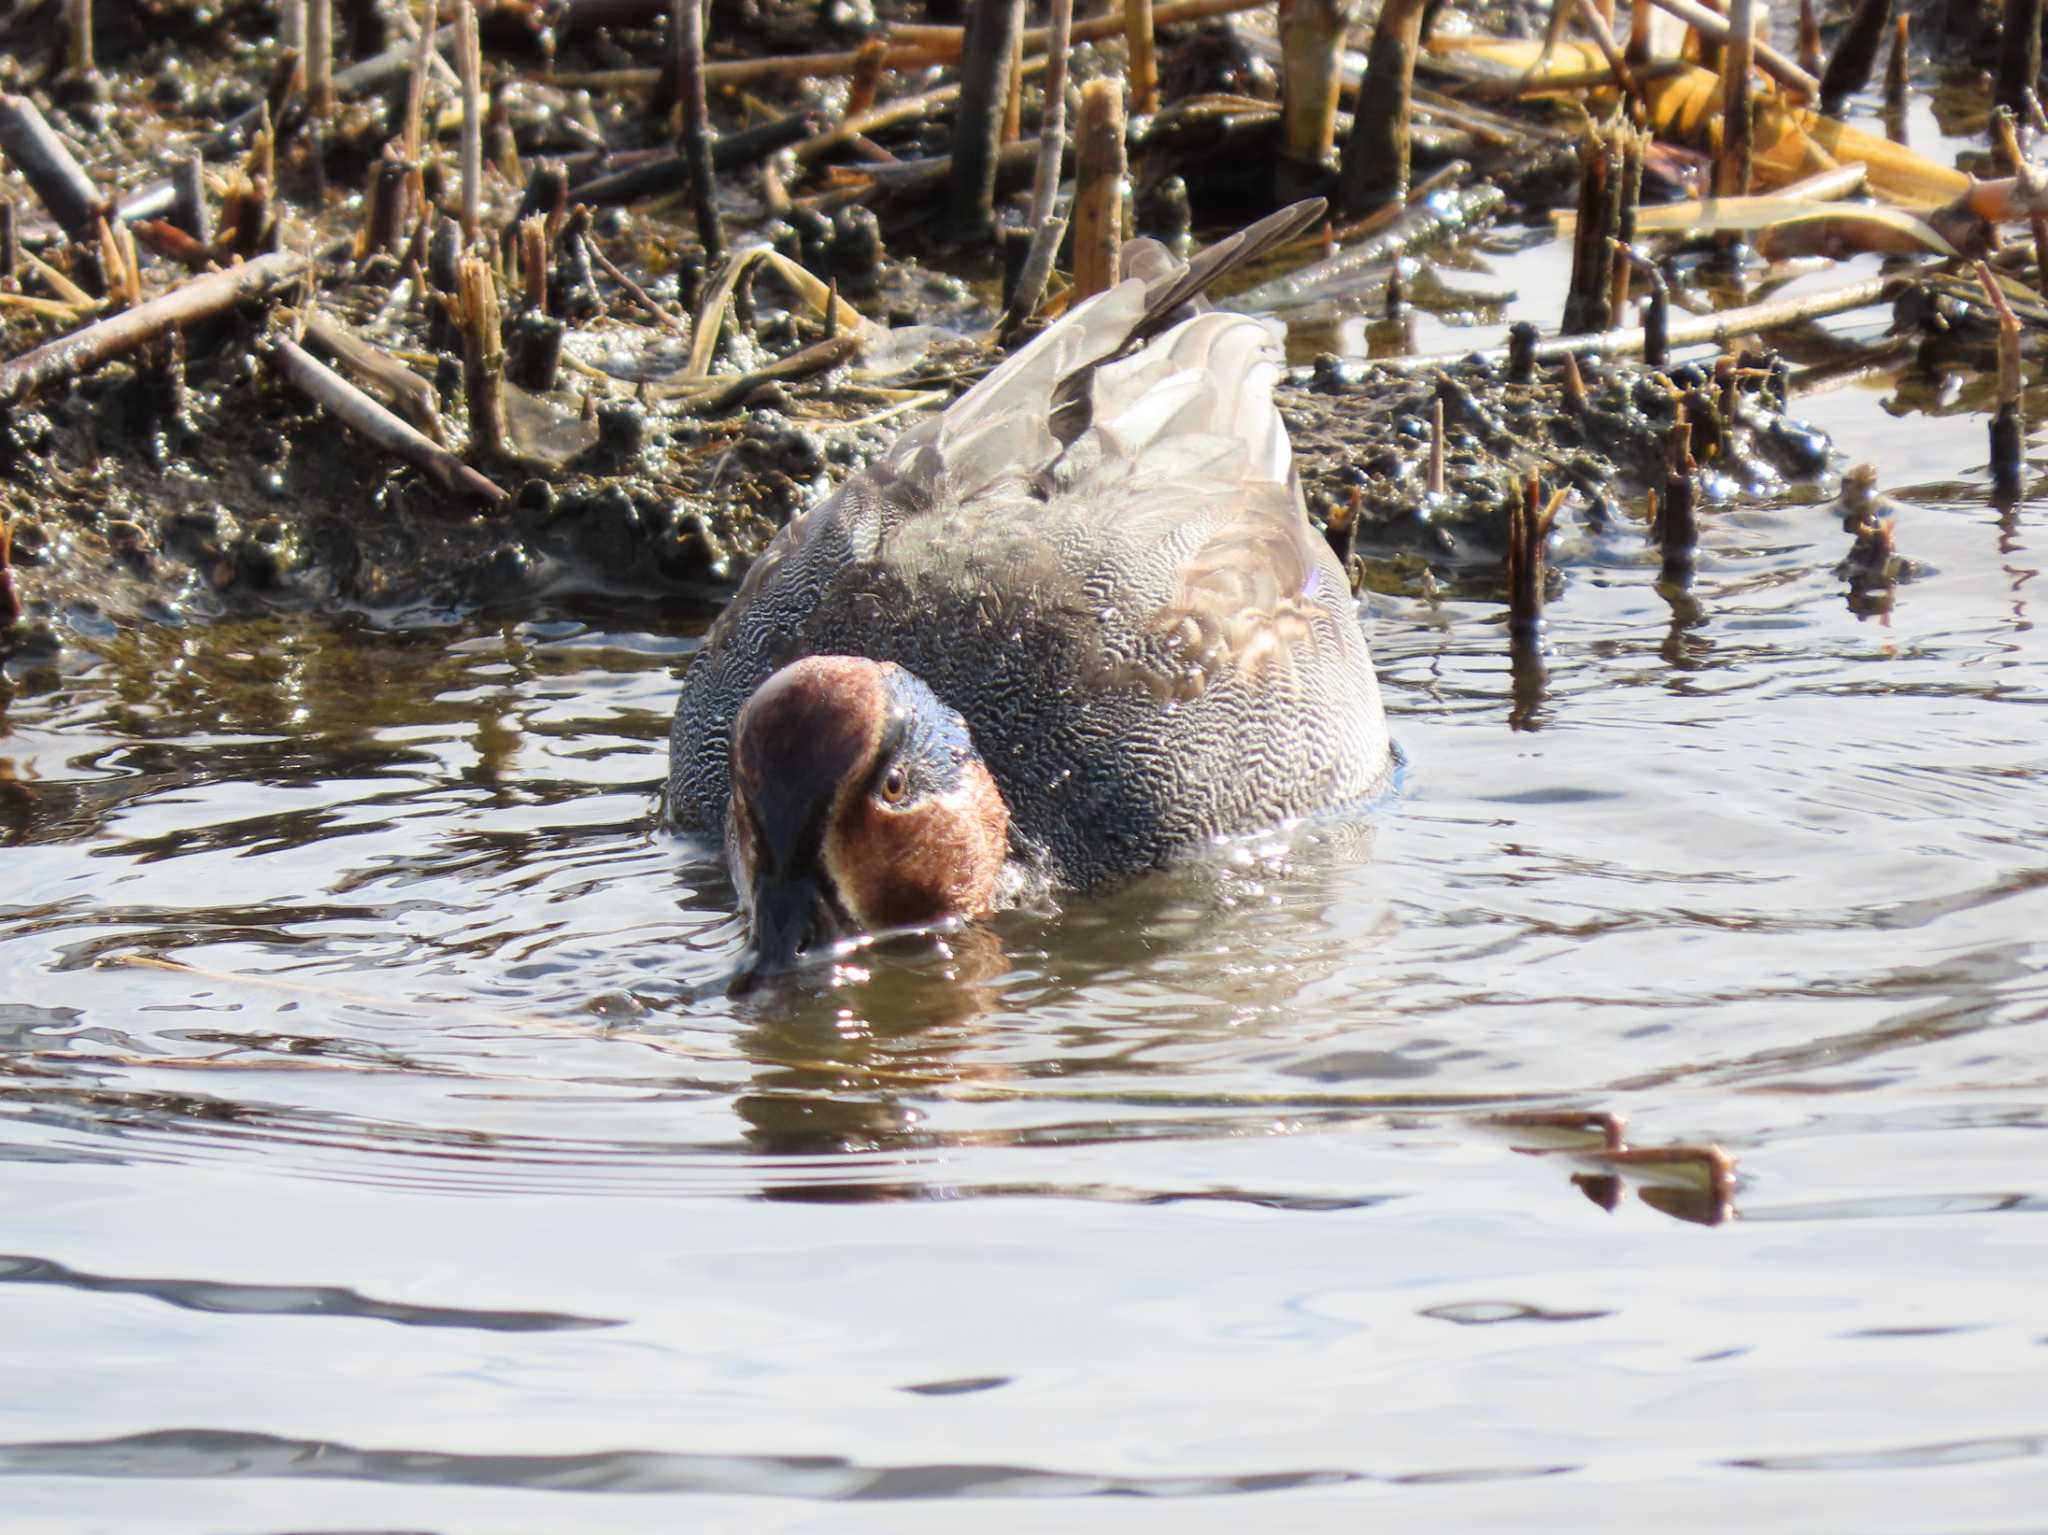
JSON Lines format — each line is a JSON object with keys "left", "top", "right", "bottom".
{"left": 0, "top": 251, "right": 306, "bottom": 406}
{"left": 586, "top": 236, "right": 689, "bottom": 334}
{"left": 668, "top": 333, "right": 861, "bottom": 412}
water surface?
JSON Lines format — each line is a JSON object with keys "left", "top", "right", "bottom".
{"left": 4, "top": 239, "right": 2047, "bottom": 1534}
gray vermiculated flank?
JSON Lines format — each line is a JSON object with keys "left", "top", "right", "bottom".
{"left": 666, "top": 240, "right": 1391, "bottom": 889}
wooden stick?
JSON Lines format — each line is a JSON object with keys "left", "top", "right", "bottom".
{"left": 673, "top": 0, "right": 723, "bottom": 261}
{"left": 1126, "top": 0, "right": 1161, "bottom": 116}
{"left": 1071, "top": 77, "right": 1126, "bottom": 302}
{"left": 0, "top": 251, "right": 307, "bottom": 406}
{"left": 269, "top": 337, "right": 505, "bottom": 503}
{"left": 0, "top": 95, "right": 108, "bottom": 241}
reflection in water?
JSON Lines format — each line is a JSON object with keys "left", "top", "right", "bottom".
{"left": 1, "top": 396, "right": 2046, "bottom": 1523}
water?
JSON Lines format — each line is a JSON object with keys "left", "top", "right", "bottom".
{"left": 6, "top": 248, "right": 2048, "bottom": 1533}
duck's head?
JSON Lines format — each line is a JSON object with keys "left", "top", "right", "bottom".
{"left": 726, "top": 656, "right": 1011, "bottom": 971}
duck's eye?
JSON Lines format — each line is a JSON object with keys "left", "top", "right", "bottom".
{"left": 878, "top": 764, "right": 909, "bottom": 804}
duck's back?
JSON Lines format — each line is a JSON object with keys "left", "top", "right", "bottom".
{"left": 668, "top": 218, "right": 1391, "bottom": 887}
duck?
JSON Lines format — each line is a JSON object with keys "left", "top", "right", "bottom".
{"left": 666, "top": 199, "right": 1392, "bottom": 969}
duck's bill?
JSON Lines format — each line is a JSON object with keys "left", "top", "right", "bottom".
{"left": 731, "top": 871, "right": 845, "bottom": 988}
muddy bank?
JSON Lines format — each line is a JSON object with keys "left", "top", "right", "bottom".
{"left": 0, "top": 0, "right": 1901, "bottom": 664}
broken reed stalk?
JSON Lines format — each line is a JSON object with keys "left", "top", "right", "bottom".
{"left": 1659, "top": 407, "right": 1699, "bottom": 580}
{"left": 170, "top": 155, "right": 210, "bottom": 244}
{"left": 456, "top": 254, "right": 509, "bottom": 462}
{"left": 1000, "top": 0, "right": 1074, "bottom": 335}
{"left": 1337, "top": 0, "right": 1427, "bottom": 216}
{"left": 672, "top": 0, "right": 724, "bottom": 263}
{"left": 0, "top": 250, "right": 306, "bottom": 405}
{"left": 1646, "top": 0, "right": 1820, "bottom": 100}
{"left": 1127, "top": 0, "right": 1161, "bottom": 115}
{"left": 1564, "top": 115, "right": 1626, "bottom": 334}
{"left": 1428, "top": 396, "right": 1445, "bottom": 495}
{"left": 63, "top": 0, "right": 94, "bottom": 75}
{"left": 362, "top": 151, "right": 410, "bottom": 258}
{"left": 269, "top": 338, "right": 503, "bottom": 502}
{"left": 306, "top": 0, "right": 335, "bottom": 119}
{"left": 846, "top": 36, "right": 889, "bottom": 117}
{"left": 1071, "top": 77, "right": 1126, "bottom": 303}
{"left": 948, "top": 0, "right": 1027, "bottom": 245}
{"left": 1278, "top": 0, "right": 1350, "bottom": 188}
{"left": 1609, "top": 121, "right": 1644, "bottom": 320}
{"left": 456, "top": 0, "right": 484, "bottom": 245}
{"left": 1717, "top": 0, "right": 1754, "bottom": 197}
{"left": 1818, "top": 0, "right": 1890, "bottom": 114}
{"left": 1978, "top": 259, "right": 2025, "bottom": 499}
{"left": 0, "top": 201, "right": 16, "bottom": 284}
{"left": 1614, "top": 239, "right": 1671, "bottom": 364}
{"left": 1507, "top": 473, "right": 1563, "bottom": 638}
{"left": 0, "top": 95, "right": 109, "bottom": 241}
{"left": 1998, "top": 0, "right": 2045, "bottom": 117}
